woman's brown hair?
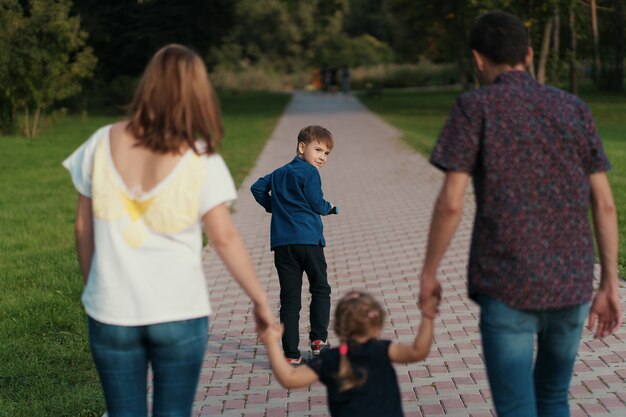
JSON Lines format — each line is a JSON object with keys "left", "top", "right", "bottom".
{"left": 333, "top": 291, "right": 386, "bottom": 392}
{"left": 126, "top": 44, "right": 223, "bottom": 154}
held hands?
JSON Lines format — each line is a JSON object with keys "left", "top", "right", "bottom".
{"left": 419, "top": 275, "right": 442, "bottom": 319}
{"left": 421, "top": 289, "right": 441, "bottom": 318}
{"left": 253, "top": 302, "right": 276, "bottom": 336}
{"left": 259, "top": 323, "right": 284, "bottom": 346}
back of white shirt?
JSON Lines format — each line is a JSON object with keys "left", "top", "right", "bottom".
{"left": 63, "top": 125, "right": 237, "bottom": 325}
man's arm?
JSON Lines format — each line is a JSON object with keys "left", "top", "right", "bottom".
{"left": 587, "top": 172, "right": 621, "bottom": 338}
{"left": 251, "top": 175, "right": 272, "bottom": 213}
{"left": 75, "top": 194, "right": 94, "bottom": 283}
{"left": 419, "top": 171, "right": 470, "bottom": 318}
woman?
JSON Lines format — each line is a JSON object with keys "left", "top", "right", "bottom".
{"left": 63, "top": 44, "right": 274, "bottom": 417}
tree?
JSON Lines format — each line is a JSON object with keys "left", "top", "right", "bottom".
{"left": 613, "top": 0, "right": 623, "bottom": 92}
{"left": 569, "top": 1, "right": 578, "bottom": 94}
{"left": 590, "top": 0, "right": 601, "bottom": 79}
{"left": 72, "top": 0, "right": 235, "bottom": 80}
{"left": 0, "top": 0, "right": 96, "bottom": 137}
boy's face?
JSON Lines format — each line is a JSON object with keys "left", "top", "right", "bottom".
{"left": 298, "top": 140, "right": 331, "bottom": 168}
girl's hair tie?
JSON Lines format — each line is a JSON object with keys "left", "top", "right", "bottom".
{"left": 339, "top": 343, "right": 349, "bottom": 356}
{"left": 367, "top": 310, "right": 379, "bottom": 319}
{"left": 344, "top": 291, "right": 361, "bottom": 301}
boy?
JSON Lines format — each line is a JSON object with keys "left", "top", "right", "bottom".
{"left": 251, "top": 125, "right": 338, "bottom": 365}
{"left": 418, "top": 11, "right": 620, "bottom": 417}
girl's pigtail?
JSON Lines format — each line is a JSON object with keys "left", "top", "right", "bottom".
{"left": 337, "top": 342, "right": 367, "bottom": 392}
{"left": 334, "top": 290, "right": 382, "bottom": 392}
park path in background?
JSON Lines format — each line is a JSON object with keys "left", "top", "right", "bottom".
{"left": 192, "top": 91, "right": 626, "bottom": 417}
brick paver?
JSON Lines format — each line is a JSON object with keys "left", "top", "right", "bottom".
{"left": 194, "top": 92, "right": 626, "bottom": 416}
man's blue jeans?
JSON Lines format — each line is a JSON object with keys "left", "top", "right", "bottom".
{"left": 88, "top": 316, "right": 208, "bottom": 417}
{"left": 477, "top": 295, "right": 589, "bottom": 417}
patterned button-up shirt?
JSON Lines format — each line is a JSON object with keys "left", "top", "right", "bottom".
{"left": 431, "top": 70, "right": 611, "bottom": 310}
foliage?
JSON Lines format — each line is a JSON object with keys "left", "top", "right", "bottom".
{"left": 349, "top": 61, "right": 458, "bottom": 89}
{"left": 72, "top": 0, "right": 235, "bottom": 81}
{"left": 0, "top": 0, "right": 96, "bottom": 136}
{"left": 0, "top": 91, "right": 290, "bottom": 417}
{"left": 360, "top": 87, "right": 626, "bottom": 277}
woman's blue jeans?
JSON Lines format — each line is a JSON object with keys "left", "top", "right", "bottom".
{"left": 88, "top": 316, "right": 208, "bottom": 417}
{"left": 477, "top": 295, "right": 589, "bottom": 417}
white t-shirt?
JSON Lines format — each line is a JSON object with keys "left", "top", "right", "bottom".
{"left": 63, "top": 125, "right": 237, "bottom": 326}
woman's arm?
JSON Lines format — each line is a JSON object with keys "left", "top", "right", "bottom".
{"left": 203, "top": 203, "right": 274, "bottom": 333}
{"left": 75, "top": 194, "right": 94, "bottom": 283}
{"left": 260, "top": 324, "right": 320, "bottom": 388}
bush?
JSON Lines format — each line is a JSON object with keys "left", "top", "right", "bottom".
{"left": 209, "top": 66, "right": 309, "bottom": 91}
{"left": 350, "top": 61, "right": 459, "bottom": 90}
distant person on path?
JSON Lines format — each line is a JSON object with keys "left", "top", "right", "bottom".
{"left": 341, "top": 65, "right": 350, "bottom": 94}
{"left": 63, "top": 44, "right": 273, "bottom": 417}
{"left": 260, "top": 290, "right": 439, "bottom": 417}
{"left": 321, "top": 64, "right": 329, "bottom": 92}
{"left": 418, "top": 11, "right": 621, "bottom": 417}
{"left": 251, "top": 125, "right": 338, "bottom": 365}
{"left": 329, "top": 66, "right": 339, "bottom": 92}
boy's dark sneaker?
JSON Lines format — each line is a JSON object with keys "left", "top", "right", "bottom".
{"left": 286, "top": 357, "right": 304, "bottom": 366}
{"left": 310, "top": 340, "right": 330, "bottom": 356}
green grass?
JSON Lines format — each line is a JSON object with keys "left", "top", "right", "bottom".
{"left": 360, "top": 88, "right": 626, "bottom": 278}
{"left": 0, "top": 91, "right": 290, "bottom": 417}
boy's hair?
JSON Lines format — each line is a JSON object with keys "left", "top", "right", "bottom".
{"left": 127, "top": 44, "right": 223, "bottom": 155}
{"left": 297, "top": 125, "right": 334, "bottom": 150}
{"left": 469, "top": 11, "right": 528, "bottom": 66}
{"left": 333, "top": 291, "right": 386, "bottom": 392}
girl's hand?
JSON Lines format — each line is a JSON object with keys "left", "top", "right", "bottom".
{"left": 259, "top": 323, "right": 284, "bottom": 345}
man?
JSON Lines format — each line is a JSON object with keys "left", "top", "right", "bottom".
{"left": 419, "top": 10, "right": 621, "bottom": 417}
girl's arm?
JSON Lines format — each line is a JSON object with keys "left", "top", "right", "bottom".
{"left": 260, "top": 324, "right": 320, "bottom": 389}
{"left": 388, "top": 317, "right": 435, "bottom": 364}
{"left": 203, "top": 203, "right": 274, "bottom": 333}
{"left": 75, "top": 194, "right": 94, "bottom": 283}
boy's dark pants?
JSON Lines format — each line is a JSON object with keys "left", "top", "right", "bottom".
{"left": 274, "top": 244, "right": 331, "bottom": 359}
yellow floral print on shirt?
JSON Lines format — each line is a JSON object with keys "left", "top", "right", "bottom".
{"left": 91, "top": 138, "right": 204, "bottom": 248}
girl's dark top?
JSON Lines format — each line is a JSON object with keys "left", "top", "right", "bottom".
{"left": 307, "top": 339, "right": 403, "bottom": 417}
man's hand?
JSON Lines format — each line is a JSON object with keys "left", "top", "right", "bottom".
{"left": 588, "top": 285, "right": 622, "bottom": 338}
{"left": 419, "top": 275, "right": 442, "bottom": 319}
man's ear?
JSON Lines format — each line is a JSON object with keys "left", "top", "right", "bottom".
{"left": 471, "top": 50, "right": 485, "bottom": 72}
{"left": 297, "top": 141, "right": 305, "bottom": 155}
{"left": 524, "top": 47, "right": 534, "bottom": 68}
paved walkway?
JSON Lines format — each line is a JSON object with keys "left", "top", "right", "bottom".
{"left": 194, "top": 92, "right": 626, "bottom": 417}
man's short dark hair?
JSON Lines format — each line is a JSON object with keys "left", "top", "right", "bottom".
{"left": 469, "top": 11, "right": 529, "bottom": 66}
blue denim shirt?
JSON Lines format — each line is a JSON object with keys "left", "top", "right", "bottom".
{"left": 251, "top": 157, "right": 332, "bottom": 249}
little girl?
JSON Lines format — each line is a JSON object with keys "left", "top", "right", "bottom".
{"left": 260, "top": 290, "right": 439, "bottom": 417}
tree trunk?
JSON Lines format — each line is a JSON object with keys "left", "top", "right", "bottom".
{"left": 32, "top": 108, "right": 41, "bottom": 138}
{"left": 614, "top": 0, "right": 624, "bottom": 92}
{"left": 551, "top": 10, "right": 561, "bottom": 83}
{"left": 591, "top": 0, "right": 601, "bottom": 81}
{"left": 537, "top": 19, "right": 553, "bottom": 84}
{"left": 569, "top": 4, "right": 578, "bottom": 95}
{"left": 453, "top": 1, "right": 471, "bottom": 90}
{"left": 23, "top": 106, "right": 31, "bottom": 138}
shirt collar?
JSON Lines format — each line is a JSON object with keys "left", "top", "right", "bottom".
{"left": 493, "top": 70, "right": 534, "bottom": 85}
